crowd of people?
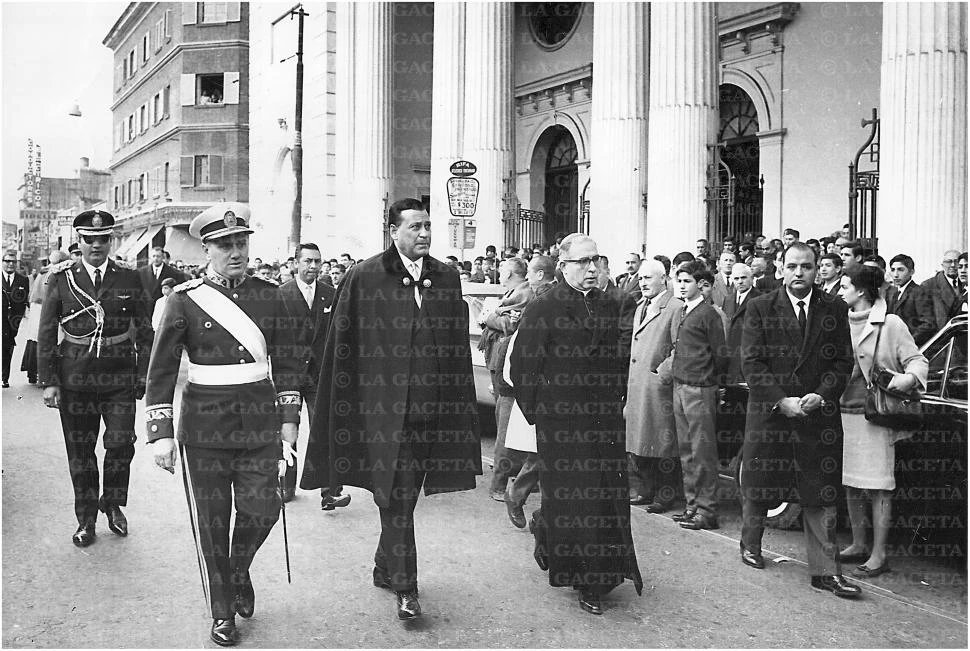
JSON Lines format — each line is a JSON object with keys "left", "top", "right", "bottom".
{"left": 3, "top": 201, "right": 967, "bottom": 646}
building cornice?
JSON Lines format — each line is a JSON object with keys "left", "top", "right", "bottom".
{"left": 111, "top": 39, "right": 250, "bottom": 111}
{"left": 110, "top": 124, "right": 250, "bottom": 170}
{"left": 718, "top": 3, "right": 800, "bottom": 50}
{"left": 515, "top": 64, "right": 593, "bottom": 97}
{"left": 103, "top": 2, "right": 155, "bottom": 49}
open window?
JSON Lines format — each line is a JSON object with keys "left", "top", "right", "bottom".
{"left": 197, "top": 74, "right": 224, "bottom": 104}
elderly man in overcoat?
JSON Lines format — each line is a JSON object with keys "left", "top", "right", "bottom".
{"left": 301, "top": 198, "right": 481, "bottom": 622}
{"left": 739, "top": 242, "right": 860, "bottom": 598}
{"left": 512, "top": 233, "right": 642, "bottom": 616}
{"left": 625, "top": 258, "right": 684, "bottom": 514}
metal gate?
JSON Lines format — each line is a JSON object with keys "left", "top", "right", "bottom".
{"left": 848, "top": 108, "right": 879, "bottom": 250}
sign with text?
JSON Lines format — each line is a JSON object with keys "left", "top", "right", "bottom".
{"left": 448, "top": 218, "right": 477, "bottom": 250}
{"left": 449, "top": 160, "right": 477, "bottom": 177}
{"left": 446, "top": 176, "right": 479, "bottom": 217}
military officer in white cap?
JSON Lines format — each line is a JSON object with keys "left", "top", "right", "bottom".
{"left": 38, "top": 209, "right": 154, "bottom": 548}
{"left": 145, "top": 202, "right": 303, "bottom": 646}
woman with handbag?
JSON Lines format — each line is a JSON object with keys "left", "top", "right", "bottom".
{"left": 836, "top": 265, "right": 928, "bottom": 578}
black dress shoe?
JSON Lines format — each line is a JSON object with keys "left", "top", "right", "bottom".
{"left": 373, "top": 567, "right": 419, "bottom": 596}
{"left": 72, "top": 523, "right": 95, "bottom": 547}
{"left": 321, "top": 493, "right": 351, "bottom": 510}
{"left": 233, "top": 573, "right": 255, "bottom": 618}
{"left": 679, "top": 512, "right": 718, "bottom": 530}
{"left": 645, "top": 501, "right": 672, "bottom": 514}
{"left": 528, "top": 516, "right": 548, "bottom": 571}
{"left": 629, "top": 494, "right": 651, "bottom": 506}
{"left": 396, "top": 590, "right": 421, "bottom": 620}
{"left": 2, "top": 382, "right": 9, "bottom": 388}
{"left": 505, "top": 494, "right": 526, "bottom": 528}
{"left": 739, "top": 543, "right": 765, "bottom": 569}
{"left": 210, "top": 618, "right": 238, "bottom": 646}
{"left": 671, "top": 508, "right": 696, "bottom": 522}
{"left": 578, "top": 589, "right": 603, "bottom": 615}
{"left": 811, "top": 575, "right": 862, "bottom": 599}
{"left": 101, "top": 505, "right": 128, "bottom": 537}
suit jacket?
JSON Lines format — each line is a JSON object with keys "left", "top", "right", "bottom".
{"left": 138, "top": 262, "right": 186, "bottom": 308}
{"left": 2, "top": 271, "right": 30, "bottom": 340}
{"left": 145, "top": 275, "right": 303, "bottom": 449}
{"left": 753, "top": 274, "right": 782, "bottom": 292}
{"left": 885, "top": 282, "right": 936, "bottom": 346}
{"left": 819, "top": 277, "right": 842, "bottom": 296}
{"left": 921, "top": 271, "right": 962, "bottom": 332}
{"left": 614, "top": 273, "right": 643, "bottom": 302}
{"left": 279, "top": 278, "right": 336, "bottom": 388}
{"left": 38, "top": 260, "right": 153, "bottom": 394}
{"left": 711, "top": 273, "right": 730, "bottom": 308}
{"left": 740, "top": 289, "right": 852, "bottom": 507}
{"left": 721, "top": 286, "right": 762, "bottom": 383}
{"left": 625, "top": 291, "right": 684, "bottom": 458}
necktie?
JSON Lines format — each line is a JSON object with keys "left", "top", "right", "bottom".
{"left": 94, "top": 268, "right": 102, "bottom": 294}
{"left": 797, "top": 300, "right": 806, "bottom": 334}
{"left": 304, "top": 284, "right": 314, "bottom": 309}
{"left": 410, "top": 262, "right": 421, "bottom": 308}
{"left": 737, "top": 293, "right": 743, "bottom": 306}
{"left": 639, "top": 297, "right": 651, "bottom": 326}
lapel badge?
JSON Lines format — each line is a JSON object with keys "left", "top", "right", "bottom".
{"left": 223, "top": 211, "right": 237, "bottom": 227}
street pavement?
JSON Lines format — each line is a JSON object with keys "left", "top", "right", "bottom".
{"left": 2, "top": 335, "right": 967, "bottom": 648}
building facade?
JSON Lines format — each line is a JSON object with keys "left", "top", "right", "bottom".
{"left": 103, "top": 2, "right": 250, "bottom": 266}
{"left": 248, "top": 2, "right": 966, "bottom": 279}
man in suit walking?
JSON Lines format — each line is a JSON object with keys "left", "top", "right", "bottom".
{"left": 739, "top": 242, "right": 860, "bottom": 598}
{"left": 138, "top": 246, "right": 186, "bottom": 313}
{"left": 38, "top": 211, "right": 154, "bottom": 547}
{"left": 625, "top": 258, "right": 684, "bottom": 514}
{"left": 886, "top": 254, "right": 936, "bottom": 346}
{"left": 921, "top": 249, "right": 963, "bottom": 332}
{"left": 2, "top": 250, "right": 30, "bottom": 387}
{"left": 302, "top": 198, "right": 482, "bottom": 621}
{"left": 278, "top": 243, "right": 339, "bottom": 505}
{"left": 722, "top": 262, "right": 761, "bottom": 385}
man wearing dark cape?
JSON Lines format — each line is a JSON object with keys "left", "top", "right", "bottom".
{"left": 301, "top": 198, "right": 481, "bottom": 621}
{"left": 511, "top": 233, "right": 643, "bottom": 616}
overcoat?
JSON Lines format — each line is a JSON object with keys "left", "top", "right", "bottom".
{"left": 300, "top": 246, "right": 482, "bottom": 507}
{"left": 739, "top": 288, "right": 853, "bottom": 507}
{"left": 512, "top": 281, "right": 642, "bottom": 592}
{"left": 624, "top": 291, "right": 684, "bottom": 458}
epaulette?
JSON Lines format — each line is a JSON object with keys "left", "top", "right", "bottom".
{"left": 173, "top": 278, "right": 205, "bottom": 293}
{"left": 49, "top": 260, "right": 74, "bottom": 274}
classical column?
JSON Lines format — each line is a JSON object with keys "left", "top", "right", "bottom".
{"left": 878, "top": 2, "right": 967, "bottom": 281}
{"left": 335, "top": 2, "right": 392, "bottom": 255}
{"left": 459, "top": 2, "right": 513, "bottom": 259}
{"left": 430, "top": 2, "right": 465, "bottom": 251}
{"left": 589, "top": 2, "right": 649, "bottom": 264}
{"left": 644, "top": 2, "right": 718, "bottom": 259}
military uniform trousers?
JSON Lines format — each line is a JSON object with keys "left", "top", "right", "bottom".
{"left": 179, "top": 442, "right": 281, "bottom": 619}
{"left": 59, "top": 387, "right": 136, "bottom": 525}
{"left": 374, "top": 417, "right": 433, "bottom": 593}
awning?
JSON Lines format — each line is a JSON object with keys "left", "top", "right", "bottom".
{"left": 164, "top": 226, "right": 206, "bottom": 266}
{"left": 122, "top": 224, "right": 164, "bottom": 262}
{"left": 114, "top": 228, "right": 147, "bottom": 260}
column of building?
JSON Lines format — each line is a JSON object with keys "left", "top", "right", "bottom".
{"left": 588, "top": 3, "right": 650, "bottom": 265}
{"left": 644, "top": 2, "right": 718, "bottom": 259}
{"left": 877, "top": 2, "right": 967, "bottom": 279}
{"left": 335, "top": 2, "right": 392, "bottom": 256}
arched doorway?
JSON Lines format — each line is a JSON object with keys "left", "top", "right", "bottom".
{"left": 711, "top": 84, "right": 762, "bottom": 243}
{"left": 529, "top": 125, "right": 579, "bottom": 247}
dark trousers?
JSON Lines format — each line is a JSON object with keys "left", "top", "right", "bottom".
{"left": 491, "top": 391, "right": 529, "bottom": 493}
{"left": 59, "top": 387, "right": 136, "bottom": 524}
{"left": 179, "top": 443, "right": 281, "bottom": 619}
{"left": 627, "top": 453, "right": 683, "bottom": 505}
{"left": 507, "top": 452, "right": 541, "bottom": 508}
{"left": 374, "top": 426, "right": 430, "bottom": 593}
{"left": 741, "top": 501, "right": 841, "bottom": 576}
{"left": 2, "top": 339, "right": 14, "bottom": 383}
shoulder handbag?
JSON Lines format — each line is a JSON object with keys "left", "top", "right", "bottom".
{"left": 864, "top": 322, "right": 924, "bottom": 430}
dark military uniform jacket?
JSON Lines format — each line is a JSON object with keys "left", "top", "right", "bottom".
{"left": 38, "top": 259, "right": 153, "bottom": 391}
{"left": 145, "top": 273, "right": 303, "bottom": 449}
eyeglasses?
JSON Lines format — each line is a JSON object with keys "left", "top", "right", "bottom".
{"left": 2, "top": 259, "right": 16, "bottom": 264}
{"left": 942, "top": 258, "right": 958, "bottom": 265}
{"left": 81, "top": 235, "right": 110, "bottom": 245}
{"left": 560, "top": 255, "right": 601, "bottom": 267}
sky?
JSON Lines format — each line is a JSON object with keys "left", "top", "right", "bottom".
{"left": 1, "top": 1, "right": 128, "bottom": 223}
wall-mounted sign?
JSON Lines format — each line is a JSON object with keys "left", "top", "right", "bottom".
{"left": 449, "top": 160, "right": 477, "bottom": 177}
{"left": 446, "top": 177, "right": 479, "bottom": 217}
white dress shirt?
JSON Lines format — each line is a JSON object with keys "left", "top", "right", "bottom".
{"left": 81, "top": 259, "right": 109, "bottom": 289}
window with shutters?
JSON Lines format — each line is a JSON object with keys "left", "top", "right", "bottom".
{"left": 140, "top": 105, "right": 147, "bottom": 133}
{"left": 199, "top": 2, "right": 228, "bottom": 24}
{"left": 127, "top": 115, "right": 134, "bottom": 141}
{"left": 139, "top": 173, "right": 148, "bottom": 202}
{"left": 142, "top": 32, "right": 150, "bottom": 63}
{"left": 153, "top": 93, "right": 161, "bottom": 125}
{"left": 153, "top": 166, "right": 161, "bottom": 197}
{"left": 197, "top": 74, "right": 224, "bottom": 104}
{"left": 114, "top": 186, "right": 119, "bottom": 210}
{"left": 127, "top": 50, "right": 136, "bottom": 78}
{"left": 181, "top": 155, "right": 224, "bottom": 188}
{"left": 163, "top": 162, "right": 170, "bottom": 195}
{"left": 163, "top": 85, "right": 171, "bottom": 117}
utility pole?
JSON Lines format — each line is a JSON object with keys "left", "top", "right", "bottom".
{"left": 274, "top": 4, "right": 309, "bottom": 256}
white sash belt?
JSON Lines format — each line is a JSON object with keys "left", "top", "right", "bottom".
{"left": 187, "top": 361, "right": 269, "bottom": 386}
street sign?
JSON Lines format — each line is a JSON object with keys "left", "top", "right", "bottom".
{"left": 446, "top": 177, "right": 479, "bottom": 217}
{"left": 449, "top": 160, "right": 477, "bottom": 177}
{"left": 448, "top": 218, "right": 462, "bottom": 249}
{"left": 448, "top": 218, "right": 477, "bottom": 250}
